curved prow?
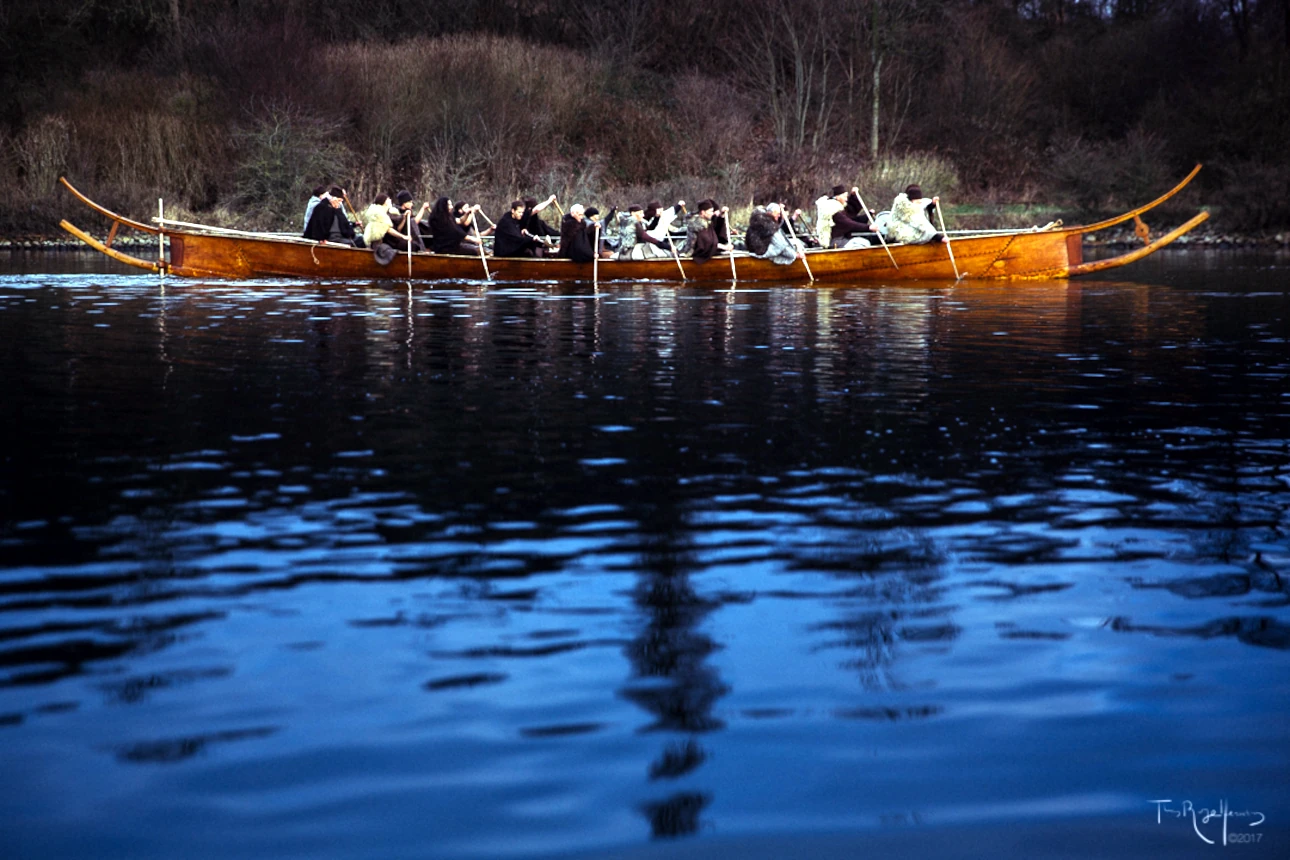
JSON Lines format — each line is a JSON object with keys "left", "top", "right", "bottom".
{"left": 1074, "top": 164, "right": 1203, "bottom": 235}
{"left": 59, "top": 219, "right": 163, "bottom": 273}
{"left": 59, "top": 176, "right": 161, "bottom": 235}
{"left": 1067, "top": 211, "right": 1209, "bottom": 277}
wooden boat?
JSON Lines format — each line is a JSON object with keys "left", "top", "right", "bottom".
{"left": 58, "top": 166, "right": 1208, "bottom": 283}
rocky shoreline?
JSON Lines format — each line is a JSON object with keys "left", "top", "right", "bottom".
{"left": 2, "top": 226, "right": 1287, "bottom": 251}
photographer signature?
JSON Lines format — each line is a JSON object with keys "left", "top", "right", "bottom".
{"left": 1151, "top": 799, "right": 1266, "bottom": 845}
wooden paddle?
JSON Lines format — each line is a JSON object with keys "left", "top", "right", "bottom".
{"left": 593, "top": 221, "right": 600, "bottom": 286}
{"left": 722, "top": 207, "right": 736, "bottom": 283}
{"left": 342, "top": 191, "right": 363, "bottom": 228}
{"left": 854, "top": 188, "right": 899, "bottom": 269}
{"left": 158, "top": 198, "right": 166, "bottom": 278}
{"left": 934, "top": 200, "right": 961, "bottom": 281}
{"left": 782, "top": 206, "right": 813, "bottom": 282}
{"left": 666, "top": 234, "right": 687, "bottom": 281}
{"left": 472, "top": 210, "right": 491, "bottom": 281}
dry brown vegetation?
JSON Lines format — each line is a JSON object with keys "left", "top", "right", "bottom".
{"left": 1, "top": 0, "right": 1287, "bottom": 236}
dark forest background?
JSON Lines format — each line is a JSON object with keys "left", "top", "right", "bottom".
{"left": 2, "top": 0, "right": 1287, "bottom": 235}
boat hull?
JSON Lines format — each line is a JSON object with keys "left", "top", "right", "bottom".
{"left": 58, "top": 170, "right": 1210, "bottom": 284}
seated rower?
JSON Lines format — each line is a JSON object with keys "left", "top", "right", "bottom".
{"left": 303, "top": 185, "right": 362, "bottom": 247}
{"left": 815, "top": 185, "right": 847, "bottom": 249}
{"left": 832, "top": 189, "right": 878, "bottom": 249}
{"left": 744, "top": 202, "right": 804, "bottom": 265}
{"left": 887, "top": 183, "right": 946, "bottom": 245}
{"left": 641, "top": 199, "right": 685, "bottom": 256}
{"left": 557, "top": 204, "right": 596, "bottom": 263}
{"left": 427, "top": 197, "right": 482, "bottom": 255}
{"left": 681, "top": 199, "right": 730, "bottom": 263}
{"left": 493, "top": 200, "right": 544, "bottom": 257}
{"left": 303, "top": 184, "right": 328, "bottom": 230}
{"left": 584, "top": 207, "right": 615, "bottom": 258}
{"left": 361, "top": 193, "right": 407, "bottom": 265}
{"left": 615, "top": 205, "right": 672, "bottom": 260}
{"left": 455, "top": 201, "right": 494, "bottom": 239}
{"left": 388, "top": 190, "right": 428, "bottom": 252}
{"left": 522, "top": 194, "right": 561, "bottom": 257}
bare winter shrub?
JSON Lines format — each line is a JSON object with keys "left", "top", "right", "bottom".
{"left": 54, "top": 71, "right": 231, "bottom": 217}
{"left": 528, "top": 159, "right": 607, "bottom": 211}
{"left": 1110, "top": 128, "right": 1172, "bottom": 208}
{"left": 232, "top": 100, "right": 353, "bottom": 230}
{"left": 1046, "top": 130, "right": 1175, "bottom": 217}
{"left": 668, "top": 73, "right": 755, "bottom": 177}
{"left": 1044, "top": 136, "right": 1110, "bottom": 213}
{"left": 326, "top": 36, "right": 596, "bottom": 191}
{"left": 585, "top": 98, "right": 674, "bottom": 187}
{"left": 927, "top": 9, "right": 1041, "bottom": 189}
{"left": 1214, "top": 160, "right": 1290, "bottom": 231}
{"left": 13, "top": 116, "right": 72, "bottom": 196}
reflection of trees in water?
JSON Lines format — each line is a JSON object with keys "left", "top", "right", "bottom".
{"left": 803, "top": 534, "right": 949, "bottom": 691}
{"left": 641, "top": 791, "right": 711, "bottom": 839}
{"left": 1108, "top": 615, "right": 1290, "bottom": 651}
{"left": 620, "top": 509, "right": 727, "bottom": 839}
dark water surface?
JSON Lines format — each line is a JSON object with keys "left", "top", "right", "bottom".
{"left": 2, "top": 250, "right": 1288, "bottom": 858}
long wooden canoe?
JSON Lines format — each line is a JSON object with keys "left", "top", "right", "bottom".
{"left": 58, "top": 167, "right": 1208, "bottom": 283}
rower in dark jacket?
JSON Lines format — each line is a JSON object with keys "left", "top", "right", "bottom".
{"left": 831, "top": 191, "right": 878, "bottom": 248}
{"left": 557, "top": 205, "right": 596, "bottom": 263}
{"left": 427, "top": 197, "right": 481, "bottom": 255}
{"left": 493, "top": 200, "right": 545, "bottom": 257}
{"left": 302, "top": 186, "right": 361, "bottom": 246}
{"left": 521, "top": 194, "right": 560, "bottom": 257}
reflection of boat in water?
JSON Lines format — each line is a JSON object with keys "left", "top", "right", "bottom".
{"left": 58, "top": 167, "right": 1208, "bottom": 284}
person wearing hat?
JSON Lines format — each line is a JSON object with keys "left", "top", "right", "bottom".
{"left": 583, "top": 207, "right": 616, "bottom": 258}
{"left": 615, "top": 205, "right": 673, "bottom": 260}
{"left": 640, "top": 199, "right": 685, "bottom": 257}
{"left": 815, "top": 184, "right": 849, "bottom": 248}
{"left": 681, "top": 199, "right": 730, "bottom": 263}
{"left": 387, "top": 189, "right": 428, "bottom": 252}
{"left": 887, "top": 183, "right": 945, "bottom": 245}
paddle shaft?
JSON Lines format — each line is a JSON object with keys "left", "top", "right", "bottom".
{"left": 934, "top": 200, "right": 961, "bottom": 280}
{"left": 723, "top": 211, "right": 736, "bottom": 282}
{"left": 666, "top": 234, "right": 686, "bottom": 281}
{"left": 342, "top": 193, "right": 363, "bottom": 228}
{"left": 782, "top": 206, "right": 813, "bottom": 281}
{"left": 472, "top": 211, "right": 491, "bottom": 280}
{"left": 158, "top": 198, "right": 165, "bottom": 277}
{"left": 854, "top": 190, "right": 899, "bottom": 269}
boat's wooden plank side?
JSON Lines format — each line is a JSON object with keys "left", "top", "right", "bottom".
{"left": 166, "top": 227, "right": 1063, "bottom": 282}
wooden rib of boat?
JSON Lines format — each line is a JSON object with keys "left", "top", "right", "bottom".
{"left": 58, "top": 166, "right": 1208, "bottom": 283}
